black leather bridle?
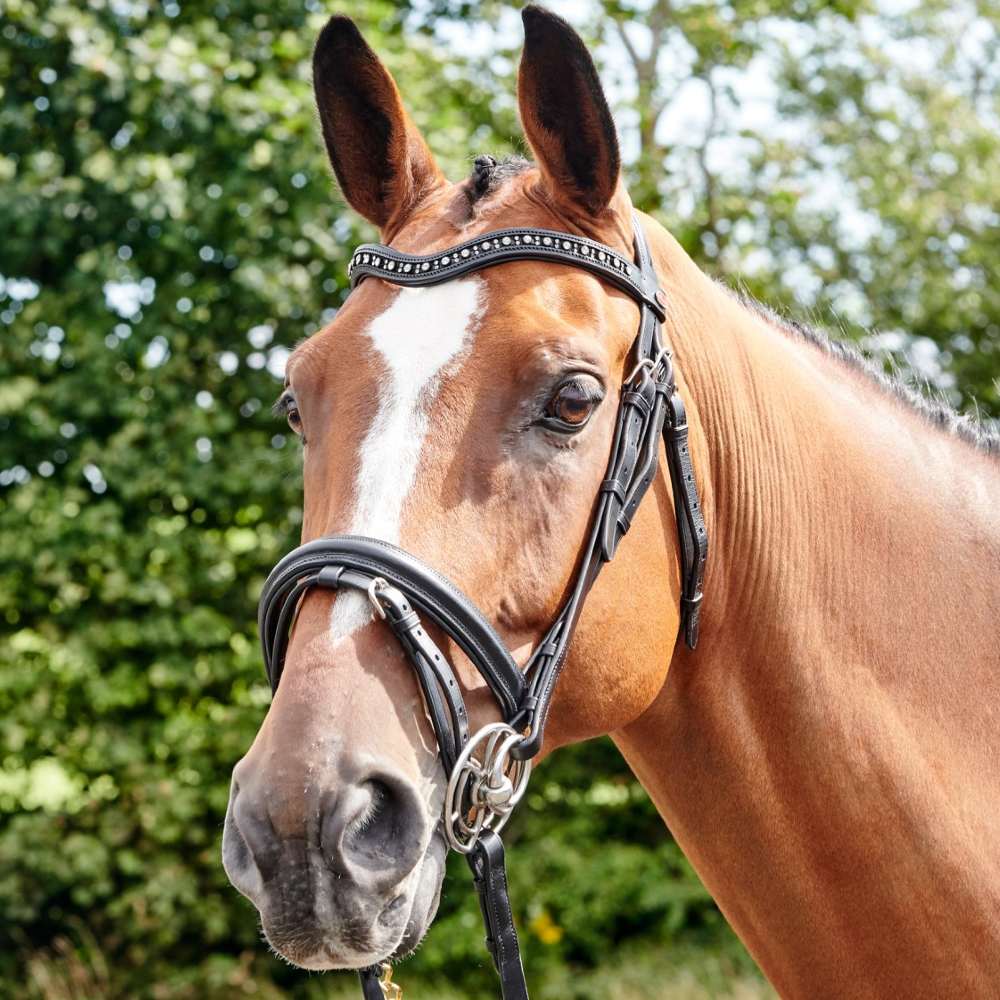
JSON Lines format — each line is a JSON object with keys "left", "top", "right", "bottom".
{"left": 257, "top": 213, "right": 708, "bottom": 1000}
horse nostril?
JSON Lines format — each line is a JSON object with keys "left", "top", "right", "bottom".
{"left": 323, "top": 773, "right": 427, "bottom": 888}
{"left": 345, "top": 779, "right": 398, "bottom": 862}
{"left": 231, "top": 786, "right": 283, "bottom": 882}
{"left": 226, "top": 810, "right": 252, "bottom": 873}
{"left": 222, "top": 779, "right": 268, "bottom": 903}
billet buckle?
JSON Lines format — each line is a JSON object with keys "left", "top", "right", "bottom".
{"left": 378, "top": 962, "right": 402, "bottom": 999}
{"left": 367, "top": 577, "right": 411, "bottom": 623}
{"left": 367, "top": 577, "right": 390, "bottom": 620}
{"left": 444, "top": 722, "right": 532, "bottom": 854}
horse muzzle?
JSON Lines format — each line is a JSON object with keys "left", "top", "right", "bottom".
{"left": 221, "top": 743, "right": 448, "bottom": 969}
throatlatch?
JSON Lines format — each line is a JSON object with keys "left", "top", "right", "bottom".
{"left": 258, "top": 214, "right": 708, "bottom": 1000}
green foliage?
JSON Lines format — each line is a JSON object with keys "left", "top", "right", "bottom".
{"left": 1, "top": 0, "right": 996, "bottom": 997}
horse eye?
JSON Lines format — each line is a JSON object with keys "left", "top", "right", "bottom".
{"left": 542, "top": 376, "right": 602, "bottom": 432}
{"left": 275, "top": 391, "right": 304, "bottom": 438}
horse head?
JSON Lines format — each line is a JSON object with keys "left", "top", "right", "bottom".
{"left": 222, "top": 7, "right": 693, "bottom": 973}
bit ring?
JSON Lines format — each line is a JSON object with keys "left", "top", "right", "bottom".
{"left": 444, "top": 722, "right": 532, "bottom": 854}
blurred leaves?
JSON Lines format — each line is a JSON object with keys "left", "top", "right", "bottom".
{"left": 1, "top": 0, "right": 997, "bottom": 997}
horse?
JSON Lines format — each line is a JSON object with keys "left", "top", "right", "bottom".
{"left": 221, "top": 7, "right": 1000, "bottom": 998}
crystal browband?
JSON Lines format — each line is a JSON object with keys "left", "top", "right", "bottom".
{"left": 347, "top": 226, "right": 666, "bottom": 322}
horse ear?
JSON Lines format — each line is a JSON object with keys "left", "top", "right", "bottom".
{"left": 312, "top": 16, "right": 444, "bottom": 233}
{"left": 517, "top": 6, "right": 621, "bottom": 218}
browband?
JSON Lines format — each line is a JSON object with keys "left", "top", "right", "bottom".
{"left": 348, "top": 225, "right": 667, "bottom": 321}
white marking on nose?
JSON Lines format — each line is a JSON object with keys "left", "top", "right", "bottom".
{"left": 329, "top": 277, "right": 484, "bottom": 641}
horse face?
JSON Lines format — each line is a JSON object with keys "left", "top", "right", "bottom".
{"left": 222, "top": 9, "right": 680, "bottom": 970}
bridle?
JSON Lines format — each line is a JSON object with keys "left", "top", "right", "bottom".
{"left": 257, "top": 213, "right": 708, "bottom": 1000}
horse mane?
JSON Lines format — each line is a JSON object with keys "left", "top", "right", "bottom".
{"left": 464, "top": 155, "right": 998, "bottom": 458}
{"left": 731, "top": 287, "right": 1000, "bottom": 458}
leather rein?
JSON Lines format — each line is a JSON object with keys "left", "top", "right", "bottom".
{"left": 257, "top": 213, "right": 708, "bottom": 1000}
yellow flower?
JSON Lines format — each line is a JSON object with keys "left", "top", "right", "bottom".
{"left": 529, "top": 909, "right": 564, "bottom": 946}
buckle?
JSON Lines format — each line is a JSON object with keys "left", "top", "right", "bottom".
{"left": 377, "top": 963, "right": 402, "bottom": 999}
{"left": 366, "top": 577, "right": 390, "bottom": 620}
{"left": 367, "top": 577, "right": 410, "bottom": 621}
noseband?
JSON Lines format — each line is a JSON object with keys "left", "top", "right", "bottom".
{"left": 257, "top": 214, "right": 708, "bottom": 999}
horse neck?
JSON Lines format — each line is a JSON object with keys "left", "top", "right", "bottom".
{"left": 616, "top": 222, "right": 1000, "bottom": 995}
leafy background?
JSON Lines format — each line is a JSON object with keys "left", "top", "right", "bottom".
{"left": 1, "top": 0, "right": 997, "bottom": 997}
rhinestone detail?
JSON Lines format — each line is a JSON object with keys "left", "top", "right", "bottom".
{"left": 349, "top": 232, "right": 643, "bottom": 303}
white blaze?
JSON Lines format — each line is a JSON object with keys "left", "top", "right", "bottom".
{"left": 329, "top": 277, "right": 484, "bottom": 641}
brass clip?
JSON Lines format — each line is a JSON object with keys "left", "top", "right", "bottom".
{"left": 378, "top": 962, "right": 402, "bottom": 1000}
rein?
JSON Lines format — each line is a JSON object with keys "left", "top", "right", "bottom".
{"left": 257, "top": 213, "right": 708, "bottom": 999}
